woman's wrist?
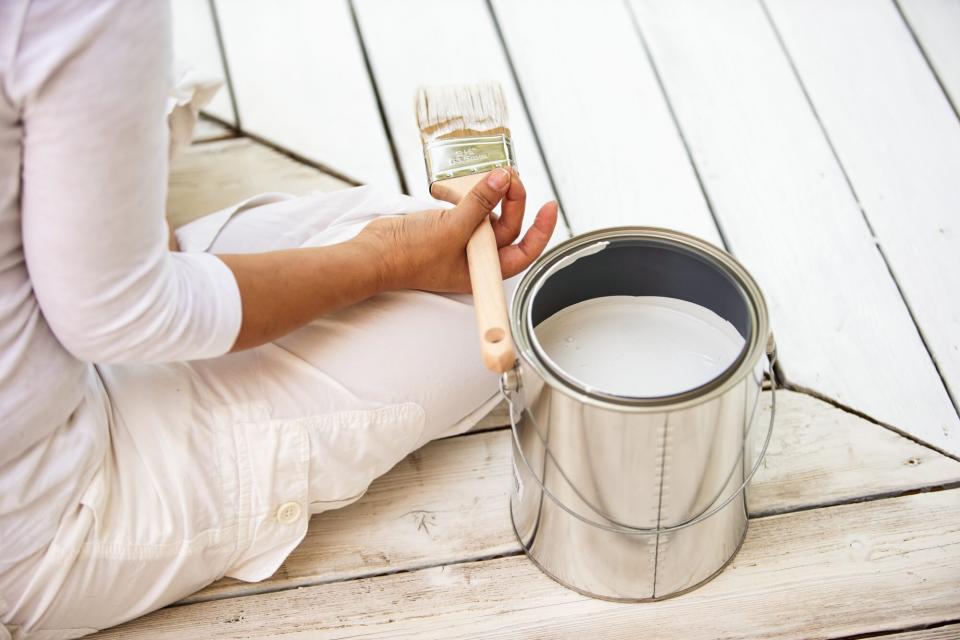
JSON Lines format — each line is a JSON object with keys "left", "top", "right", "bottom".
{"left": 353, "top": 219, "right": 407, "bottom": 293}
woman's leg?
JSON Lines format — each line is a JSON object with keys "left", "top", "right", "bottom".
{"left": 19, "top": 188, "right": 506, "bottom": 636}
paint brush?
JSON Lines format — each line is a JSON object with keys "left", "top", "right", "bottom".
{"left": 416, "top": 82, "right": 516, "bottom": 373}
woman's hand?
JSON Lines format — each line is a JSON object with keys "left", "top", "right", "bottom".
{"left": 357, "top": 168, "right": 559, "bottom": 293}
{"left": 221, "top": 168, "right": 557, "bottom": 351}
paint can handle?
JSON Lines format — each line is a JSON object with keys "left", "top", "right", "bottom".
{"left": 500, "top": 348, "right": 778, "bottom": 535}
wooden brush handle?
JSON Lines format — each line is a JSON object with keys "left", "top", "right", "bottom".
{"left": 431, "top": 173, "right": 516, "bottom": 374}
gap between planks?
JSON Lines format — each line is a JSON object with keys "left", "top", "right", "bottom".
{"left": 195, "top": 114, "right": 363, "bottom": 187}
{"left": 895, "top": 0, "right": 960, "bottom": 123}
{"left": 191, "top": 116, "right": 236, "bottom": 144}
{"left": 212, "top": 0, "right": 399, "bottom": 189}
{"left": 781, "top": 379, "right": 960, "bottom": 463}
{"left": 835, "top": 621, "right": 960, "bottom": 640}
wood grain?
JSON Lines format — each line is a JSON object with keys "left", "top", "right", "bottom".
{"left": 179, "top": 390, "right": 960, "bottom": 604}
{"left": 899, "top": 0, "right": 960, "bottom": 114}
{"left": 766, "top": 0, "right": 960, "bottom": 451}
{"left": 167, "top": 137, "right": 349, "bottom": 228}
{"left": 170, "top": 0, "right": 235, "bottom": 125}
{"left": 862, "top": 625, "right": 960, "bottom": 640}
{"left": 91, "top": 489, "right": 960, "bottom": 639}
{"left": 490, "top": 0, "right": 721, "bottom": 243}
{"left": 212, "top": 0, "right": 400, "bottom": 188}
{"left": 351, "top": 0, "right": 566, "bottom": 241}
{"left": 628, "top": 0, "right": 960, "bottom": 455}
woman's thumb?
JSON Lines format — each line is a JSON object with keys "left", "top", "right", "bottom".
{"left": 452, "top": 168, "right": 511, "bottom": 227}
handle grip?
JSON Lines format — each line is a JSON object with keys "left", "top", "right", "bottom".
{"left": 431, "top": 173, "right": 516, "bottom": 373}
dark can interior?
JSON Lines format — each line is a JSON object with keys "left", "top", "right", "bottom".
{"left": 531, "top": 237, "right": 754, "bottom": 343}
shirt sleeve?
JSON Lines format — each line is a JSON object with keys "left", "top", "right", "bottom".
{"left": 16, "top": 0, "right": 242, "bottom": 363}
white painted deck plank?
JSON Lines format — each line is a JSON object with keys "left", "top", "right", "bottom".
{"left": 490, "top": 0, "right": 720, "bottom": 243}
{"left": 899, "top": 0, "right": 960, "bottom": 112}
{"left": 212, "top": 0, "right": 400, "bottom": 189}
{"left": 170, "top": 0, "right": 235, "bottom": 125}
{"left": 352, "top": 0, "right": 565, "bottom": 240}
{"left": 766, "top": 0, "right": 960, "bottom": 448}
{"left": 628, "top": 0, "right": 960, "bottom": 455}
{"left": 90, "top": 489, "right": 960, "bottom": 639}
{"left": 182, "top": 391, "right": 960, "bottom": 603}
{"left": 167, "top": 137, "right": 349, "bottom": 228}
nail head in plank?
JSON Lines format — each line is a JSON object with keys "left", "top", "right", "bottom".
{"left": 182, "top": 390, "right": 960, "bottom": 604}
{"left": 89, "top": 490, "right": 960, "bottom": 639}
{"left": 490, "top": 0, "right": 720, "bottom": 243}
{"left": 766, "top": 0, "right": 960, "bottom": 440}
{"left": 213, "top": 0, "right": 400, "bottom": 189}
{"left": 628, "top": 0, "right": 960, "bottom": 454}
{"left": 170, "top": 0, "right": 236, "bottom": 125}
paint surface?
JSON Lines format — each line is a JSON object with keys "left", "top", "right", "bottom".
{"left": 534, "top": 296, "right": 745, "bottom": 397}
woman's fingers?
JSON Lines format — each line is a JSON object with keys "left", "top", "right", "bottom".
{"left": 492, "top": 167, "right": 526, "bottom": 247}
{"left": 499, "top": 201, "right": 559, "bottom": 278}
{"left": 445, "top": 168, "right": 511, "bottom": 235}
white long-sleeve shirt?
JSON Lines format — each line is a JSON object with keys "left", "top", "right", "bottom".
{"left": 0, "top": 0, "right": 241, "bottom": 567}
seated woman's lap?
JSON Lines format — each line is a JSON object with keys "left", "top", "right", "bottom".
{"left": 25, "top": 192, "right": 503, "bottom": 636}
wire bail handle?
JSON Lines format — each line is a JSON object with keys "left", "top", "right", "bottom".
{"left": 500, "top": 335, "right": 778, "bottom": 535}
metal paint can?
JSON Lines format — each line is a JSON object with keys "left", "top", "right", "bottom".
{"left": 503, "top": 227, "right": 776, "bottom": 601}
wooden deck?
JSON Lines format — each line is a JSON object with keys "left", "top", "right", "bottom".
{"left": 95, "top": 1, "right": 960, "bottom": 637}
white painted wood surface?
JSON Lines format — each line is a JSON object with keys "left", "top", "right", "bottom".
{"left": 182, "top": 390, "right": 960, "bottom": 603}
{"left": 90, "top": 489, "right": 960, "bottom": 639}
{"left": 212, "top": 0, "right": 400, "bottom": 189}
{"left": 899, "top": 0, "right": 960, "bottom": 113}
{"left": 167, "top": 138, "right": 348, "bottom": 228}
{"left": 628, "top": 0, "right": 960, "bottom": 455}
{"left": 766, "top": 0, "right": 960, "bottom": 449}
{"left": 351, "top": 0, "right": 565, "bottom": 239}
{"left": 170, "top": 0, "right": 235, "bottom": 125}
{"left": 490, "top": 0, "right": 720, "bottom": 243}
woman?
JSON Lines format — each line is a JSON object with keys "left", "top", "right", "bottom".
{"left": 0, "top": 1, "right": 558, "bottom": 637}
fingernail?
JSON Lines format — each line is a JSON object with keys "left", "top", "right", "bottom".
{"left": 487, "top": 168, "right": 509, "bottom": 189}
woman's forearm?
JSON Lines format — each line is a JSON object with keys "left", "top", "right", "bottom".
{"left": 219, "top": 236, "right": 387, "bottom": 352}
{"left": 217, "top": 170, "right": 555, "bottom": 354}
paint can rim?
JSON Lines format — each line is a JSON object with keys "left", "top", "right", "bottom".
{"left": 511, "top": 226, "right": 771, "bottom": 413}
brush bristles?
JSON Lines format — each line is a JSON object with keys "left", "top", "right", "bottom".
{"left": 415, "top": 82, "right": 510, "bottom": 143}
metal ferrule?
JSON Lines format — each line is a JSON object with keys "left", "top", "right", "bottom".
{"left": 424, "top": 134, "right": 515, "bottom": 185}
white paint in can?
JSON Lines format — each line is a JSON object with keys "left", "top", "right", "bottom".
{"left": 534, "top": 296, "right": 745, "bottom": 398}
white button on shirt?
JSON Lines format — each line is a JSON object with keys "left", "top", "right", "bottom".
{"left": 276, "top": 502, "right": 302, "bottom": 525}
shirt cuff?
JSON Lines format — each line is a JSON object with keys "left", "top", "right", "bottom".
{"left": 185, "top": 252, "right": 243, "bottom": 360}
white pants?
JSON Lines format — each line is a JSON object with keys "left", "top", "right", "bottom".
{"left": 4, "top": 187, "right": 504, "bottom": 639}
